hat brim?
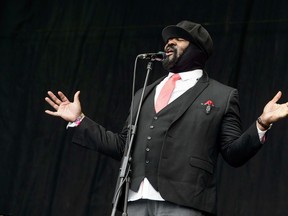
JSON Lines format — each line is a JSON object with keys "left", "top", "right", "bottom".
{"left": 162, "top": 25, "right": 193, "bottom": 43}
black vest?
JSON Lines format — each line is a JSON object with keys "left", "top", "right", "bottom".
{"left": 130, "top": 88, "right": 187, "bottom": 191}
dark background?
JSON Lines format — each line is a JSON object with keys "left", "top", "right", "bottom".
{"left": 1, "top": 0, "right": 288, "bottom": 215}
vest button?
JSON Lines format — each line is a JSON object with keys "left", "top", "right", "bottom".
{"left": 146, "top": 148, "right": 150, "bottom": 152}
{"left": 147, "top": 136, "right": 152, "bottom": 140}
{"left": 146, "top": 160, "right": 150, "bottom": 164}
{"left": 153, "top": 116, "right": 158, "bottom": 120}
{"left": 150, "top": 125, "right": 154, "bottom": 129}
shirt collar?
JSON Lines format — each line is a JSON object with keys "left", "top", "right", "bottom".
{"left": 168, "top": 69, "right": 203, "bottom": 81}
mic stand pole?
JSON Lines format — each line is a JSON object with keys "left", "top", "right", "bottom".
{"left": 111, "top": 61, "right": 154, "bottom": 216}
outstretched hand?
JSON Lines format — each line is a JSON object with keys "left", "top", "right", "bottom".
{"left": 45, "top": 91, "right": 82, "bottom": 122}
{"left": 258, "top": 91, "right": 288, "bottom": 130}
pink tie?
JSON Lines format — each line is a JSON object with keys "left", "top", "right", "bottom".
{"left": 155, "top": 73, "right": 181, "bottom": 113}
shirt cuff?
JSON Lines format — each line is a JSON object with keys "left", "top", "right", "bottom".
{"left": 256, "top": 122, "right": 268, "bottom": 143}
{"left": 66, "top": 113, "right": 85, "bottom": 129}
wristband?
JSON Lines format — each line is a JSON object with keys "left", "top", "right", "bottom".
{"left": 257, "top": 117, "right": 272, "bottom": 130}
{"left": 75, "top": 113, "right": 85, "bottom": 126}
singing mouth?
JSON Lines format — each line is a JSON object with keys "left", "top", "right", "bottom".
{"left": 165, "top": 49, "right": 174, "bottom": 56}
{"left": 166, "top": 52, "right": 173, "bottom": 56}
{"left": 166, "top": 50, "right": 174, "bottom": 56}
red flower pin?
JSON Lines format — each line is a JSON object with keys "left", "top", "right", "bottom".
{"left": 204, "top": 100, "right": 214, "bottom": 106}
{"left": 201, "top": 100, "right": 215, "bottom": 114}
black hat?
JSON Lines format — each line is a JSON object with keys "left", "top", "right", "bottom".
{"left": 162, "top": 20, "right": 213, "bottom": 57}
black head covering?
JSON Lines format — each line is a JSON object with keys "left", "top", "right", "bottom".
{"left": 161, "top": 20, "right": 213, "bottom": 72}
{"left": 162, "top": 20, "right": 213, "bottom": 58}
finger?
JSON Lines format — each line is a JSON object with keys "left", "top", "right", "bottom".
{"left": 45, "top": 97, "right": 59, "bottom": 110}
{"left": 47, "top": 91, "right": 63, "bottom": 105}
{"left": 271, "top": 91, "right": 282, "bottom": 103}
{"left": 74, "top": 91, "right": 80, "bottom": 103}
{"left": 45, "top": 110, "right": 60, "bottom": 116}
{"left": 58, "top": 91, "right": 70, "bottom": 103}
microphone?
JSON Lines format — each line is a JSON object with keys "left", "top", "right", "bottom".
{"left": 138, "top": 51, "right": 167, "bottom": 61}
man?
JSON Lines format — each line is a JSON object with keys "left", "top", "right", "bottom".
{"left": 45, "top": 21, "right": 288, "bottom": 216}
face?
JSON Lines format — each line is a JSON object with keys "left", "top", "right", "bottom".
{"left": 162, "top": 38, "right": 190, "bottom": 70}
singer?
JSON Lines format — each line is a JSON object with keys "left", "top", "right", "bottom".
{"left": 45, "top": 20, "right": 288, "bottom": 216}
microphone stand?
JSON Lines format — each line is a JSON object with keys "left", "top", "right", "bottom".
{"left": 111, "top": 58, "right": 154, "bottom": 216}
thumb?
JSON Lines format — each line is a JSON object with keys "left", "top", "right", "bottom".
{"left": 271, "top": 91, "right": 282, "bottom": 103}
{"left": 74, "top": 91, "right": 81, "bottom": 103}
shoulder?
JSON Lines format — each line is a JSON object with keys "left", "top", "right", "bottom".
{"left": 208, "top": 77, "right": 235, "bottom": 90}
{"left": 205, "top": 77, "right": 240, "bottom": 109}
{"left": 135, "top": 76, "right": 165, "bottom": 96}
{"left": 207, "top": 77, "right": 237, "bottom": 94}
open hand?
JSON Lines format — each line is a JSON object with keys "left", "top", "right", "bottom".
{"left": 45, "top": 91, "right": 82, "bottom": 122}
{"left": 258, "top": 91, "right": 288, "bottom": 129}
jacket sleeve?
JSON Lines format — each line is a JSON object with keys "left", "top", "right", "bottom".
{"left": 70, "top": 88, "right": 145, "bottom": 161}
{"left": 72, "top": 116, "right": 128, "bottom": 161}
{"left": 219, "top": 89, "right": 263, "bottom": 167}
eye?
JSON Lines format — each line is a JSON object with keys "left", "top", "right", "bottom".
{"left": 176, "top": 38, "right": 185, "bottom": 41}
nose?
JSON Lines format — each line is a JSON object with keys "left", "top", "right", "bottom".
{"left": 166, "top": 38, "right": 177, "bottom": 45}
{"left": 165, "top": 38, "right": 177, "bottom": 50}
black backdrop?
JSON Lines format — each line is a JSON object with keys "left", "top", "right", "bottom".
{"left": 1, "top": 0, "right": 288, "bottom": 215}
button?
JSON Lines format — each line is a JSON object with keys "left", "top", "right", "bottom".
{"left": 147, "top": 136, "right": 152, "bottom": 140}
{"left": 150, "top": 125, "right": 154, "bottom": 129}
{"left": 146, "top": 148, "right": 150, "bottom": 152}
{"left": 146, "top": 160, "right": 150, "bottom": 164}
{"left": 153, "top": 116, "right": 158, "bottom": 120}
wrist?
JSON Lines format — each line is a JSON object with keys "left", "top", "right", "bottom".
{"left": 257, "top": 116, "right": 272, "bottom": 131}
{"left": 74, "top": 113, "right": 85, "bottom": 126}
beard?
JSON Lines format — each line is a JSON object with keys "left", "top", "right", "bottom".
{"left": 162, "top": 43, "right": 207, "bottom": 72}
{"left": 162, "top": 46, "right": 178, "bottom": 71}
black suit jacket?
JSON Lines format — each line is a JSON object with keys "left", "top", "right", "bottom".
{"left": 72, "top": 73, "right": 263, "bottom": 214}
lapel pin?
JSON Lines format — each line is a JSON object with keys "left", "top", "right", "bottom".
{"left": 201, "top": 100, "right": 215, "bottom": 115}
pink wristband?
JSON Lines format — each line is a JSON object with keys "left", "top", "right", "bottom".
{"left": 75, "top": 113, "right": 85, "bottom": 126}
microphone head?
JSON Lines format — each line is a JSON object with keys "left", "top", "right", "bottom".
{"left": 153, "top": 52, "right": 167, "bottom": 61}
{"left": 138, "top": 52, "right": 167, "bottom": 61}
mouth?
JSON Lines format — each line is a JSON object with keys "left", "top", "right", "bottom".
{"left": 165, "top": 46, "right": 176, "bottom": 57}
{"left": 165, "top": 49, "right": 174, "bottom": 57}
{"left": 166, "top": 51, "right": 173, "bottom": 56}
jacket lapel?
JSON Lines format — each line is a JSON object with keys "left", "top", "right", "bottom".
{"left": 143, "top": 76, "right": 163, "bottom": 99}
{"left": 171, "top": 72, "right": 210, "bottom": 124}
{"left": 131, "top": 76, "right": 164, "bottom": 120}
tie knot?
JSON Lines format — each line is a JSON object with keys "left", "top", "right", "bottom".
{"left": 171, "top": 73, "right": 181, "bottom": 81}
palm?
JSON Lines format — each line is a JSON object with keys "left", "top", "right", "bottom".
{"left": 45, "top": 91, "right": 82, "bottom": 122}
{"left": 57, "top": 101, "right": 80, "bottom": 121}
